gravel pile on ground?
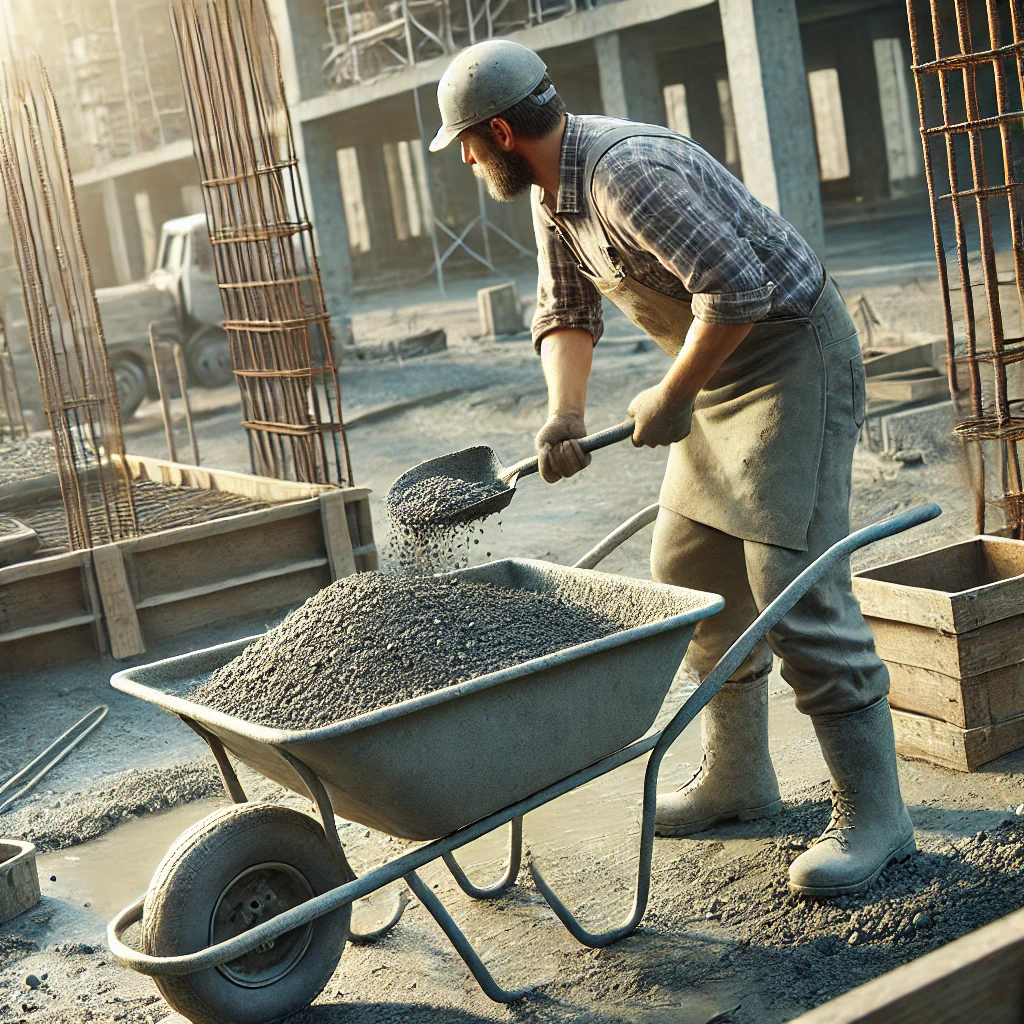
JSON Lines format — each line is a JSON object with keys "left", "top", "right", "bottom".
{"left": 0, "top": 436, "right": 55, "bottom": 486}
{"left": 187, "top": 572, "right": 623, "bottom": 729}
{"left": 659, "top": 785, "right": 1024, "bottom": 961}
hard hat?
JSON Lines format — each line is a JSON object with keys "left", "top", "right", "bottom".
{"left": 429, "top": 40, "right": 548, "bottom": 152}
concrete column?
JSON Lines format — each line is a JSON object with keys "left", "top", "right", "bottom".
{"left": 681, "top": 68, "right": 727, "bottom": 165}
{"left": 594, "top": 29, "right": 667, "bottom": 126}
{"left": 719, "top": 0, "right": 824, "bottom": 255}
{"left": 101, "top": 178, "right": 134, "bottom": 286}
{"left": 301, "top": 118, "right": 354, "bottom": 342}
{"left": 835, "top": 21, "right": 890, "bottom": 199}
{"left": 268, "top": 0, "right": 328, "bottom": 102}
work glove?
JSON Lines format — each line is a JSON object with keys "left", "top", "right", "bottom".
{"left": 627, "top": 384, "right": 694, "bottom": 448}
{"left": 535, "top": 412, "right": 591, "bottom": 483}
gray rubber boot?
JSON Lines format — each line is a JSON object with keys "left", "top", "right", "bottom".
{"left": 789, "top": 697, "right": 916, "bottom": 897}
{"left": 655, "top": 673, "right": 783, "bottom": 837}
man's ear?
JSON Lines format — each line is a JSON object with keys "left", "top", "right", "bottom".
{"left": 489, "top": 117, "right": 515, "bottom": 151}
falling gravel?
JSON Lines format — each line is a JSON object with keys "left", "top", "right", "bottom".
{"left": 384, "top": 473, "right": 508, "bottom": 574}
{"left": 186, "top": 571, "right": 623, "bottom": 729}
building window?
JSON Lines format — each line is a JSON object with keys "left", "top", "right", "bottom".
{"left": 807, "top": 68, "right": 851, "bottom": 182}
{"left": 873, "top": 37, "right": 923, "bottom": 187}
{"left": 336, "top": 146, "right": 371, "bottom": 253}
{"left": 663, "top": 83, "right": 690, "bottom": 137}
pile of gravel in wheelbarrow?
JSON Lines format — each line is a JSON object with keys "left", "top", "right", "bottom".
{"left": 186, "top": 571, "right": 625, "bottom": 729}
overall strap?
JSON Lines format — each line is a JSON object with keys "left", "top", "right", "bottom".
{"left": 580, "top": 123, "right": 681, "bottom": 261}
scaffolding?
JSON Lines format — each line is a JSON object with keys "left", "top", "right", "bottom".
{"left": 908, "top": 0, "right": 1024, "bottom": 536}
{"left": 171, "top": 0, "right": 352, "bottom": 486}
{"left": 0, "top": 56, "right": 136, "bottom": 549}
{"left": 325, "top": 0, "right": 591, "bottom": 87}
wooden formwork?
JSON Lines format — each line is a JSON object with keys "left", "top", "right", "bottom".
{"left": 0, "top": 455, "right": 376, "bottom": 671}
{"left": 788, "top": 906, "right": 1024, "bottom": 1024}
{"left": 853, "top": 537, "right": 1024, "bottom": 771}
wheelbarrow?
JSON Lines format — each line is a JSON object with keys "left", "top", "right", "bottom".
{"left": 107, "top": 502, "right": 940, "bottom": 1024}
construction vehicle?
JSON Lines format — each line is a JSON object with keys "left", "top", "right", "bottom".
{"left": 94, "top": 213, "right": 231, "bottom": 417}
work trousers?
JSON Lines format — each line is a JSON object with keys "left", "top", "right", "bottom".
{"left": 650, "top": 329, "right": 890, "bottom": 717}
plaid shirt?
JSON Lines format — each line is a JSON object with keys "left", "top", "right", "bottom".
{"left": 531, "top": 114, "right": 824, "bottom": 350}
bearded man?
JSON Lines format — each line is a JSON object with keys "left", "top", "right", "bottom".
{"left": 429, "top": 39, "right": 915, "bottom": 896}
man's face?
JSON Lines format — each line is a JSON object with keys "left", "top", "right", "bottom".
{"left": 460, "top": 131, "right": 533, "bottom": 202}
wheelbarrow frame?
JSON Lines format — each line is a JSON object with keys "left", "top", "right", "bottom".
{"left": 107, "top": 502, "right": 941, "bottom": 1004}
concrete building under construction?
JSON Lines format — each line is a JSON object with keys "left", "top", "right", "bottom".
{"left": 4, "top": 0, "right": 929, "bottom": 329}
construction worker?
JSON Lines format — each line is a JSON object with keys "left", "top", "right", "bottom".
{"left": 429, "top": 39, "right": 914, "bottom": 897}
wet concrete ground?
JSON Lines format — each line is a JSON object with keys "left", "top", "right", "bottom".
{"left": 1, "top": 220, "right": 1021, "bottom": 1022}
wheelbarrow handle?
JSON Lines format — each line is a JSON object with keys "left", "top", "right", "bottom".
{"left": 654, "top": 502, "right": 942, "bottom": 759}
{"left": 501, "top": 420, "right": 635, "bottom": 483}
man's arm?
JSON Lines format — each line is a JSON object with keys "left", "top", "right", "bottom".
{"left": 536, "top": 328, "right": 594, "bottom": 483}
{"left": 629, "top": 319, "right": 754, "bottom": 447}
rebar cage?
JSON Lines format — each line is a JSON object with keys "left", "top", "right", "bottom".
{"left": 908, "top": 0, "right": 1024, "bottom": 535}
{"left": 171, "top": 0, "right": 352, "bottom": 486}
{"left": 0, "top": 57, "right": 136, "bottom": 549}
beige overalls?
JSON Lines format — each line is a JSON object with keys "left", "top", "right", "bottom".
{"left": 550, "top": 124, "right": 888, "bottom": 717}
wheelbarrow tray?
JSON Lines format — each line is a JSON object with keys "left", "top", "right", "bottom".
{"left": 111, "top": 558, "right": 722, "bottom": 841}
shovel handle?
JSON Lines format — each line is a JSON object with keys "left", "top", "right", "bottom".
{"left": 501, "top": 420, "right": 635, "bottom": 483}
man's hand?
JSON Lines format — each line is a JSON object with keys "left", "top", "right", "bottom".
{"left": 627, "top": 383, "right": 694, "bottom": 448}
{"left": 535, "top": 412, "right": 591, "bottom": 483}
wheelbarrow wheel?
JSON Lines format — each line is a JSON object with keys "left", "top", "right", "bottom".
{"left": 142, "top": 803, "right": 353, "bottom": 1024}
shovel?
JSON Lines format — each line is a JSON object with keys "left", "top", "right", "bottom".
{"left": 387, "top": 420, "right": 635, "bottom": 526}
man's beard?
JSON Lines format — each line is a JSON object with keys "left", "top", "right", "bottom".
{"left": 472, "top": 143, "right": 534, "bottom": 202}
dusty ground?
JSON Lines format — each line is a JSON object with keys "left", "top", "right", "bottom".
{"left": 0, "top": 202, "right": 1019, "bottom": 1024}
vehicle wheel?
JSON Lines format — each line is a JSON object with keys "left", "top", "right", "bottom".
{"left": 112, "top": 358, "right": 148, "bottom": 419}
{"left": 142, "top": 803, "right": 353, "bottom": 1024}
{"left": 187, "top": 327, "right": 234, "bottom": 388}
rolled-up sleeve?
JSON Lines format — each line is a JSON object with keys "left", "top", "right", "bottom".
{"left": 594, "top": 148, "right": 777, "bottom": 325}
{"left": 530, "top": 188, "right": 604, "bottom": 352}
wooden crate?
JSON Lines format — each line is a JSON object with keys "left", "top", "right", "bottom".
{"left": 0, "top": 455, "right": 376, "bottom": 670}
{"left": 787, "top": 905, "right": 1024, "bottom": 1023}
{"left": 853, "top": 537, "right": 1024, "bottom": 771}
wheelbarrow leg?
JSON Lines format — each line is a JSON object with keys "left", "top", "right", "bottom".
{"left": 279, "top": 747, "right": 409, "bottom": 945}
{"left": 442, "top": 816, "right": 523, "bottom": 899}
{"left": 404, "top": 871, "right": 535, "bottom": 1002}
{"left": 529, "top": 503, "right": 943, "bottom": 948}
{"left": 181, "top": 716, "right": 247, "bottom": 803}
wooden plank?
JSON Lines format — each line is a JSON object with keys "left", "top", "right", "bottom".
{"left": 891, "top": 707, "right": 1024, "bottom": 772}
{"left": 125, "top": 453, "right": 338, "bottom": 502}
{"left": 320, "top": 490, "right": 356, "bottom": 580}
{"left": 867, "top": 613, "right": 1024, "bottom": 677}
{"left": 887, "top": 660, "right": 1024, "bottom": 729}
{"left": 134, "top": 557, "right": 329, "bottom": 609}
{"left": 787, "top": 905, "right": 1024, "bottom": 1023}
{"left": 353, "top": 496, "right": 378, "bottom": 571}
{"left": 854, "top": 537, "right": 1024, "bottom": 633}
{"left": 92, "top": 544, "right": 145, "bottom": 659}
{"left": 124, "top": 500, "right": 321, "bottom": 555}
{"left": 0, "top": 566, "right": 94, "bottom": 635}
{"left": 137, "top": 564, "right": 330, "bottom": 641}
{"left": 0, "top": 614, "right": 97, "bottom": 645}
{"left": 130, "top": 510, "right": 326, "bottom": 601}
{"left": 0, "top": 624, "right": 99, "bottom": 672}
{"left": 865, "top": 374, "right": 948, "bottom": 402}
{"left": 0, "top": 549, "right": 89, "bottom": 586}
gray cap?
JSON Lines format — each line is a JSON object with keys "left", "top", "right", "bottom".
{"left": 429, "top": 40, "right": 548, "bottom": 152}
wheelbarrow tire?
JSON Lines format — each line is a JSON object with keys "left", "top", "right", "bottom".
{"left": 142, "top": 803, "right": 353, "bottom": 1024}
